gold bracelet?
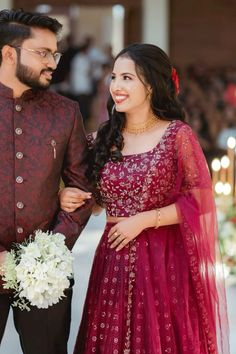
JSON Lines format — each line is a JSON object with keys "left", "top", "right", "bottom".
{"left": 155, "top": 208, "right": 161, "bottom": 229}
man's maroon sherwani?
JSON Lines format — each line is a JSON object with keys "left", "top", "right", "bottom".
{"left": 0, "top": 82, "right": 93, "bottom": 292}
{"left": 0, "top": 80, "right": 93, "bottom": 353}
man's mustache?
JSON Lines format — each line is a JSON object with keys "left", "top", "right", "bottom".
{"left": 41, "top": 69, "right": 55, "bottom": 75}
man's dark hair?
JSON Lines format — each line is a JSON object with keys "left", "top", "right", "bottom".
{"left": 0, "top": 9, "right": 62, "bottom": 64}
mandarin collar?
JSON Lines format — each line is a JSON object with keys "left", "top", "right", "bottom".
{"left": 0, "top": 81, "right": 44, "bottom": 101}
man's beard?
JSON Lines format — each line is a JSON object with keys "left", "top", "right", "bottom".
{"left": 16, "top": 59, "right": 54, "bottom": 90}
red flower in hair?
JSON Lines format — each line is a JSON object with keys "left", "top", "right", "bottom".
{"left": 171, "top": 68, "right": 180, "bottom": 95}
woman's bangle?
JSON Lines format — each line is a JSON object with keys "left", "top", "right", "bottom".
{"left": 155, "top": 208, "right": 161, "bottom": 229}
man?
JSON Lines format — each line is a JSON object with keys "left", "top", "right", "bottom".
{"left": 0, "top": 9, "right": 93, "bottom": 354}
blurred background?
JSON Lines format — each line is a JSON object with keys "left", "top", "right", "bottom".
{"left": 4, "top": 0, "right": 236, "bottom": 160}
{"left": 1, "top": 0, "right": 236, "bottom": 353}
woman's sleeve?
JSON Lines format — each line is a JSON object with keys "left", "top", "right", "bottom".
{"left": 175, "top": 124, "right": 229, "bottom": 354}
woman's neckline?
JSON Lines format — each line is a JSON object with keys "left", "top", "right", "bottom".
{"left": 121, "top": 120, "right": 176, "bottom": 158}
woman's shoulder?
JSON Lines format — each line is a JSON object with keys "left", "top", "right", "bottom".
{"left": 172, "top": 120, "right": 194, "bottom": 137}
{"left": 171, "top": 119, "right": 187, "bottom": 129}
{"left": 166, "top": 120, "right": 199, "bottom": 150}
{"left": 173, "top": 120, "right": 202, "bottom": 150}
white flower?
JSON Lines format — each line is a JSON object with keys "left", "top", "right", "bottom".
{"left": 1, "top": 251, "right": 18, "bottom": 290}
{"left": 1, "top": 230, "right": 74, "bottom": 310}
{"left": 21, "top": 242, "right": 41, "bottom": 258}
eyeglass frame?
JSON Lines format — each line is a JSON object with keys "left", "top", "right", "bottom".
{"left": 10, "top": 45, "right": 62, "bottom": 65}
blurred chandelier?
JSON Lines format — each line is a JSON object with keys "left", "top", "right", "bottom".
{"left": 211, "top": 137, "right": 236, "bottom": 199}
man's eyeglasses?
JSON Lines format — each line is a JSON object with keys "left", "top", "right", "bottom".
{"left": 11, "top": 46, "right": 62, "bottom": 65}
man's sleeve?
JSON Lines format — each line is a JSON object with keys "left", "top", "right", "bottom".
{"left": 52, "top": 103, "right": 94, "bottom": 249}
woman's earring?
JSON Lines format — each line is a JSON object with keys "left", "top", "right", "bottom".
{"left": 147, "top": 89, "right": 152, "bottom": 99}
{"left": 112, "top": 104, "right": 116, "bottom": 115}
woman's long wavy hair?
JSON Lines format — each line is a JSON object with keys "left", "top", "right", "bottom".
{"left": 88, "top": 43, "right": 185, "bottom": 184}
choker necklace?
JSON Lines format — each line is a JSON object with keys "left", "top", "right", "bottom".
{"left": 124, "top": 116, "right": 159, "bottom": 135}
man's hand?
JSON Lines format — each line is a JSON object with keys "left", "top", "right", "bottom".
{"left": 59, "top": 187, "right": 92, "bottom": 213}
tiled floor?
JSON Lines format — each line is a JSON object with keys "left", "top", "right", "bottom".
{"left": 0, "top": 213, "right": 235, "bottom": 353}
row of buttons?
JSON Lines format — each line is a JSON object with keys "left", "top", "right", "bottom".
{"left": 15, "top": 105, "right": 24, "bottom": 235}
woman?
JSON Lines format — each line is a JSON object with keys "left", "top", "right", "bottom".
{"left": 60, "top": 44, "right": 229, "bottom": 354}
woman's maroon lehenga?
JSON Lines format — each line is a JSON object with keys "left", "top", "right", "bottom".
{"left": 74, "top": 120, "right": 229, "bottom": 354}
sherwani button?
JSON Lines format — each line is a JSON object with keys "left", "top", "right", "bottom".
{"left": 15, "top": 104, "right": 22, "bottom": 112}
{"left": 17, "top": 227, "right": 23, "bottom": 233}
{"left": 16, "top": 176, "right": 23, "bottom": 183}
{"left": 16, "top": 152, "right": 23, "bottom": 159}
{"left": 16, "top": 202, "right": 24, "bottom": 209}
{"left": 15, "top": 128, "right": 23, "bottom": 135}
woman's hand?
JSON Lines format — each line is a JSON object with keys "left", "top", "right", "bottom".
{"left": 59, "top": 187, "right": 92, "bottom": 213}
{"left": 108, "top": 214, "right": 145, "bottom": 251}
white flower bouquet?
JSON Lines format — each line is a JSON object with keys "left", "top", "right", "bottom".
{"left": 0, "top": 230, "right": 74, "bottom": 311}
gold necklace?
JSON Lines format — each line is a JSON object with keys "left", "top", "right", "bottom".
{"left": 124, "top": 116, "right": 159, "bottom": 135}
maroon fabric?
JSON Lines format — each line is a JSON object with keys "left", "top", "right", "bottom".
{"left": 74, "top": 121, "right": 229, "bottom": 354}
{"left": 0, "top": 82, "right": 93, "bottom": 292}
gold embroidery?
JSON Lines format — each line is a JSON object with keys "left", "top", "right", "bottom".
{"left": 124, "top": 241, "right": 137, "bottom": 353}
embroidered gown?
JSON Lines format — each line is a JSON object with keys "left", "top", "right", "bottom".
{"left": 73, "top": 120, "right": 229, "bottom": 354}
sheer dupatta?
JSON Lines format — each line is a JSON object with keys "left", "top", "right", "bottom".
{"left": 174, "top": 125, "right": 230, "bottom": 354}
